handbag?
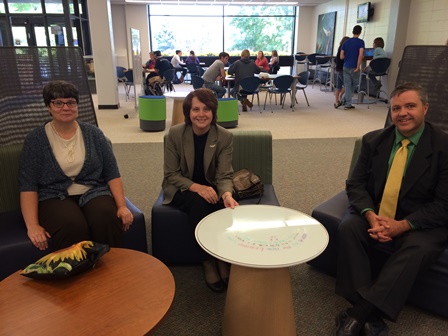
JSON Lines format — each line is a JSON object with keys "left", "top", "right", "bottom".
{"left": 232, "top": 168, "right": 264, "bottom": 203}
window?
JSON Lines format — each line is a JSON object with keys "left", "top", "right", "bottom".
{"left": 149, "top": 5, "right": 296, "bottom": 56}
{"left": 8, "top": 0, "right": 43, "bottom": 14}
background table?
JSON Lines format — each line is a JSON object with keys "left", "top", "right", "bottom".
{"left": 0, "top": 248, "right": 175, "bottom": 336}
{"left": 195, "top": 205, "right": 329, "bottom": 336}
{"left": 164, "top": 91, "right": 190, "bottom": 126}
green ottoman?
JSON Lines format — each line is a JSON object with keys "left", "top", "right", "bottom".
{"left": 217, "top": 98, "right": 238, "bottom": 128}
{"left": 139, "top": 95, "right": 166, "bottom": 131}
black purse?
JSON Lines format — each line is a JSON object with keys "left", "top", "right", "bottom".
{"left": 232, "top": 169, "right": 264, "bottom": 204}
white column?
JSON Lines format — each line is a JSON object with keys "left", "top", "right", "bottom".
{"left": 87, "top": 0, "right": 120, "bottom": 109}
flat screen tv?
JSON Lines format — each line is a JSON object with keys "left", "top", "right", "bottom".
{"left": 357, "top": 2, "right": 371, "bottom": 23}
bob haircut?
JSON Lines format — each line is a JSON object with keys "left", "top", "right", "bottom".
{"left": 183, "top": 88, "right": 218, "bottom": 125}
{"left": 43, "top": 80, "right": 79, "bottom": 106}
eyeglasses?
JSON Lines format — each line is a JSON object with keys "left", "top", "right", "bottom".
{"left": 51, "top": 100, "right": 78, "bottom": 108}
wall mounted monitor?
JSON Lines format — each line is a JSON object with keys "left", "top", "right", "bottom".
{"left": 357, "top": 2, "right": 372, "bottom": 23}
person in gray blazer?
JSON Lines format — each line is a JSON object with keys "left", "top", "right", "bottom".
{"left": 334, "top": 82, "right": 448, "bottom": 335}
{"left": 162, "top": 88, "right": 239, "bottom": 292}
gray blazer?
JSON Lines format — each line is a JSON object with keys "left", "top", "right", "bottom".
{"left": 162, "top": 123, "right": 234, "bottom": 204}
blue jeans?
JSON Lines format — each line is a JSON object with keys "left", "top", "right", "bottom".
{"left": 343, "top": 67, "right": 359, "bottom": 106}
{"left": 204, "top": 82, "right": 226, "bottom": 98}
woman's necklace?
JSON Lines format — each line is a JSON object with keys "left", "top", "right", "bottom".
{"left": 50, "top": 122, "right": 78, "bottom": 163}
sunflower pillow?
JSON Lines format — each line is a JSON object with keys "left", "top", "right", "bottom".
{"left": 21, "top": 241, "right": 110, "bottom": 279}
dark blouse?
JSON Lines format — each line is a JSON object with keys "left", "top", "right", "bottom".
{"left": 192, "top": 131, "right": 210, "bottom": 186}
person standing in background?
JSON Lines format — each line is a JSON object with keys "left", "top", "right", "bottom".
{"left": 334, "top": 36, "right": 349, "bottom": 109}
{"left": 340, "top": 25, "right": 365, "bottom": 110}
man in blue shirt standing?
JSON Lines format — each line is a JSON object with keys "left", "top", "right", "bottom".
{"left": 341, "top": 25, "right": 365, "bottom": 110}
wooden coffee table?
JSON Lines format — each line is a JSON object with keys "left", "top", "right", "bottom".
{"left": 0, "top": 248, "right": 175, "bottom": 335}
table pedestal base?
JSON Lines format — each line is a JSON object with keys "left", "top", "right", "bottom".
{"left": 222, "top": 265, "right": 296, "bottom": 336}
{"left": 171, "top": 99, "right": 184, "bottom": 126}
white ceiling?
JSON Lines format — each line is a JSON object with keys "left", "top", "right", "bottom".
{"left": 111, "top": 0, "right": 331, "bottom": 6}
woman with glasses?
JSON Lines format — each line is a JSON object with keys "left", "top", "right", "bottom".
{"left": 19, "top": 80, "right": 133, "bottom": 251}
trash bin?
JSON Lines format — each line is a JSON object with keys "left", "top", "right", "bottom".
{"left": 139, "top": 95, "right": 166, "bottom": 131}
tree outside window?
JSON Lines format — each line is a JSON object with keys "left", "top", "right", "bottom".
{"left": 149, "top": 5, "right": 296, "bottom": 56}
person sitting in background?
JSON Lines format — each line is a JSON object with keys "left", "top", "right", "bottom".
{"left": 228, "top": 49, "right": 260, "bottom": 111}
{"left": 202, "top": 52, "right": 229, "bottom": 99}
{"left": 162, "top": 88, "right": 239, "bottom": 293}
{"left": 255, "top": 51, "right": 269, "bottom": 72}
{"left": 19, "top": 80, "right": 133, "bottom": 251}
{"left": 171, "top": 49, "right": 187, "bottom": 83}
{"left": 152, "top": 50, "right": 172, "bottom": 83}
{"left": 334, "top": 36, "right": 350, "bottom": 109}
{"left": 185, "top": 50, "right": 200, "bottom": 65}
{"left": 143, "top": 51, "right": 156, "bottom": 73}
{"left": 362, "top": 37, "right": 387, "bottom": 91}
{"left": 269, "top": 50, "right": 280, "bottom": 74}
{"left": 143, "top": 51, "right": 158, "bottom": 84}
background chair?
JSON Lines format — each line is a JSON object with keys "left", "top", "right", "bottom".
{"left": 123, "top": 69, "right": 134, "bottom": 101}
{"left": 185, "top": 63, "right": 199, "bottom": 84}
{"left": 312, "top": 55, "right": 331, "bottom": 90}
{"left": 305, "top": 53, "right": 318, "bottom": 81}
{"left": 237, "top": 76, "right": 261, "bottom": 112}
{"left": 160, "top": 69, "right": 176, "bottom": 93}
{"left": 358, "top": 58, "right": 391, "bottom": 108}
{"left": 295, "top": 71, "right": 310, "bottom": 107}
{"left": 295, "top": 52, "right": 308, "bottom": 72}
{"left": 264, "top": 75, "right": 294, "bottom": 112}
{"left": 116, "top": 66, "right": 127, "bottom": 92}
{"left": 191, "top": 75, "right": 204, "bottom": 90}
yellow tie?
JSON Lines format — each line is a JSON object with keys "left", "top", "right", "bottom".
{"left": 378, "top": 139, "right": 411, "bottom": 219}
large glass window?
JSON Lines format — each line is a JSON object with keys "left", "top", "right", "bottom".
{"left": 8, "top": 0, "right": 43, "bottom": 14}
{"left": 149, "top": 5, "right": 296, "bottom": 56}
{"left": 45, "top": 0, "right": 64, "bottom": 14}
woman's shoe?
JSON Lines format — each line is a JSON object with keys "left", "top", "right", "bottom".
{"left": 334, "top": 101, "right": 342, "bottom": 109}
{"left": 206, "top": 279, "right": 226, "bottom": 293}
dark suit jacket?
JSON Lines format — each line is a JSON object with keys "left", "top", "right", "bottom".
{"left": 346, "top": 122, "right": 448, "bottom": 229}
{"left": 162, "top": 123, "right": 234, "bottom": 204}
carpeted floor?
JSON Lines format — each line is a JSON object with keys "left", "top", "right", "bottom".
{"left": 112, "top": 138, "right": 448, "bottom": 336}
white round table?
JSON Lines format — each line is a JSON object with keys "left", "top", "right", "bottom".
{"left": 195, "top": 205, "right": 329, "bottom": 336}
{"left": 164, "top": 91, "right": 191, "bottom": 126}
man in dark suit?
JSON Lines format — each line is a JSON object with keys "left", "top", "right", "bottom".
{"left": 334, "top": 82, "right": 448, "bottom": 336}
